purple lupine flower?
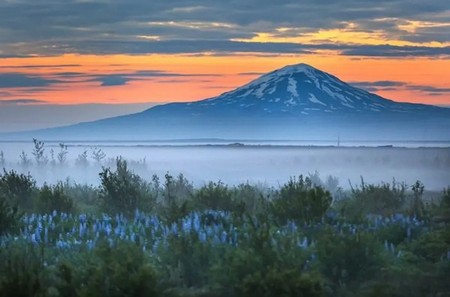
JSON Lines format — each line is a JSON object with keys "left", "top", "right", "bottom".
{"left": 31, "top": 233, "right": 38, "bottom": 244}
{"left": 221, "top": 231, "right": 227, "bottom": 243}
{"left": 171, "top": 223, "right": 179, "bottom": 235}
{"left": 199, "top": 231, "right": 207, "bottom": 242}
{"left": 34, "top": 228, "right": 41, "bottom": 243}
{"left": 44, "top": 227, "right": 48, "bottom": 244}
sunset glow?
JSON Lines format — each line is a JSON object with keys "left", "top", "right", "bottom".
{"left": 0, "top": 0, "right": 448, "bottom": 131}
{"left": 0, "top": 54, "right": 449, "bottom": 106}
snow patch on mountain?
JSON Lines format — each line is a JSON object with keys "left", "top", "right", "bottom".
{"left": 182, "top": 62, "right": 441, "bottom": 116}
{"left": 287, "top": 77, "right": 299, "bottom": 97}
{"left": 308, "top": 93, "right": 326, "bottom": 106}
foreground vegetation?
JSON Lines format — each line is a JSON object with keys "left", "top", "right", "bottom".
{"left": 1, "top": 158, "right": 449, "bottom": 297}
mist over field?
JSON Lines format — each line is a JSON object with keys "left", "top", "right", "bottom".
{"left": 1, "top": 140, "right": 449, "bottom": 191}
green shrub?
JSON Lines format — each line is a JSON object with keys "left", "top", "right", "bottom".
{"left": 441, "top": 187, "right": 450, "bottom": 209}
{"left": 0, "top": 198, "right": 22, "bottom": 236}
{"left": 271, "top": 175, "right": 332, "bottom": 224}
{"left": 232, "top": 183, "right": 268, "bottom": 216}
{"left": 99, "top": 158, "right": 155, "bottom": 216}
{"left": 78, "top": 241, "right": 160, "bottom": 297}
{"left": 37, "top": 182, "right": 75, "bottom": 214}
{"left": 0, "top": 242, "right": 45, "bottom": 297}
{"left": 0, "top": 169, "right": 36, "bottom": 211}
{"left": 409, "top": 180, "right": 426, "bottom": 218}
{"left": 237, "top": 268, "right": 323, "bottom": 297}
{"left": 61, "top": 181, "right": 99, "bottom": 214}
{"left": 338, "top": 179, "right": 406, "bottom": 219}
{"left": 158, "top": 173, "right": 193, "bottom": 223}
{"left": 316, "top": 229, "right": 385, "bottom": 290}
{"left": 193, "top": 181, "right": 234, "bottom": 211}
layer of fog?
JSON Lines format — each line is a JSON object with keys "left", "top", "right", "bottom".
{"left": 0, "top": 142, "right": 449, "bottom": 191}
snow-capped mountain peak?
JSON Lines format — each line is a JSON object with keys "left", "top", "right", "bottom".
{"left": 196, "top": 62, "right": 411, "bottom": 114}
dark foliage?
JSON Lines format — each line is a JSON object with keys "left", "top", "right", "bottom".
{"left": 99, "top": 158, "right": 155, "bottom": 216}
{"left": 37, "top": 182, "right": 75, "bottom": 214}
{"left": 271, "top": 175, "right": 332, "bottom": 223}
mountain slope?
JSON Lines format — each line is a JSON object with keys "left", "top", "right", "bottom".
{"left": 2, "top": 63, "right": 450, "bottom": 141}
{"left": 140, "top": 63, "right": 441, "bottom": 117}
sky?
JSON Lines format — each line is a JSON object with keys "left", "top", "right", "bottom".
{"left": 0, "top": 0, "right": 449, "bottom": 132}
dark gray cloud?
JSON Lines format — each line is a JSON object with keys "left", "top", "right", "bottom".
{"left": 0, "top": 73, "right": 60, "bottom": 88}
{"left": 0, "top": 64, "right": 81, "bottom": 69}
{"left": 351, "top": 80, "right": 450, "bottom": 96}
{"left": 0, "top": 70, "right": 223, "bottom": 89}
{"left": 238, "top": 72, "right": 265, "bottom": 76}
{"left": 408, "top": 85, "right": 450, "bottom": 93}
{"left": 92, "top": 75, "right": 131, "bottom": 86}
{"left": 86, "top": 70, "right": 223, "bottom": 86}
{"left": 342, "top": 45, "right": 450, "bottom": 57}
{"left": 0, "top": 99, "right": 48, "bottom": 105}
{"left": 19, "top": 39, "right": 447, "bottom": 57}
{"left": 351, "top": 81, "right": 406, "bottom": 89}
{"left": 132, "top": 70, "right": 221, "bottom": 77}
{"left": 0, "top": 54, "right": 33, "bottom": 58}
{"left": 0, "top": 0, "right": 448, "bottom": 57}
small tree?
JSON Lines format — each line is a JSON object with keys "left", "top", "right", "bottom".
{"left": 18, "top": 151, "right": 32, "bottom": 168}
{"left": 441, "top": 187, "right": 450, "bottom": 209}
{"left": 91, "top": 147, "right": 106, "bottom": 164}
{"left": 410, "top": 180, "right": 425, "bottom": 218}
{"left": 237, "top": 268, "right": 323, "bottom": 297}
{"left": 0, "top": 198, "right": 22, "bottom": 236}
{"left": 0, "top": 151, "right": 5, "bottom": 168}
{"left": 0, "top": 169, "right": 36, "bottom": 210}
{"left": 193, "top": 181, "right": 234, "bottom": 211}
{"left": 57, "top": 143, "right": 68, "bottom": 165}
{"left": 31, "top": 138, "right": 48, "bottom": 166}
{"left": 99, "top": 158, "right": 155, "bottom": 216}
{"left": 49, "top": 148, "right": 56, "bottom": 166}
{"left": 341, "top": 178, "right": 407, "bottom": 219}
{"left": 37, "top": 182, "right": 74, "bottom": 213}
{"left": 75, "top": 150, "right": 89, "bottom": 167}
{"left": 271, "top": 175, "right": 332, "bottom": 224}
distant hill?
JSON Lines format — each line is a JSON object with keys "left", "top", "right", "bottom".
{"left": 2, "top": 63, "right": 450, "bottom": 141}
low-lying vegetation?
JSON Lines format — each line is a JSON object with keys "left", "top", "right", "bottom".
{"left": 0, "top": 158, "right": 449, "bottom": 297}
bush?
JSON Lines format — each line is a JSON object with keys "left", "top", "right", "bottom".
{"left": 0, "top": 198, "right": 22, "bottom": 236}
{"left": 338, "top": 179, "right": 407, "bottom": 220}
{"left": 316, "top": 229, "right": 385, "bottom": 291}
{"left": 0, "top": 242, "right": 45, "bottom": 297}
{"left": 271, "top": 175, "right": 332, "bottom": 224}
{"left": 99, "top": 158, "right": 155, "bottom": 216}
{"left": 232, "top": 183, "right": 268, "bottom": 216}
{"left": 409, "top": 180, "right": 426, "bottom": 219}
{"left": 237, "top": 268, "right": 323, "bottom": 297}
{"left": 158, "top": 173, "right": 193, "bottom": 223}
{"left": 77, "top": 241, "right": 160, "bottom": 297}
{"left": 193, "top": 181, "right": 235, "bottom": 211}
{"left": 37, "top": 182, "right": 75, "bottom": 214}
{"left": 0, "top": 240, "right": 160, "bottom": 297}
{"left": 0, "top": 169, "right": 36, "bottom": 211}
{"left": 441, "top": 187, "right": 450, "bottom": 209}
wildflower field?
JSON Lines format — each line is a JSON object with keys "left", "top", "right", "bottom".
{"left": 1, "top": 158, "right": 449, "bottom": 297}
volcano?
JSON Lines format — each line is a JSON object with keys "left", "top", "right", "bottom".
{"left": 3, "top": 63, "right": 450, "bottom": 141}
